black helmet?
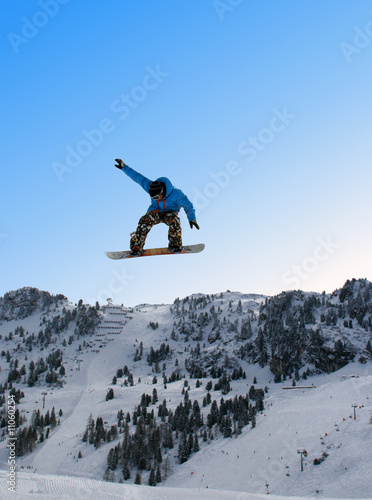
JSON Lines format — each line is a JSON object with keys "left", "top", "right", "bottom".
{"left": 149, "top": 181, "right": 166, "bottom": 199}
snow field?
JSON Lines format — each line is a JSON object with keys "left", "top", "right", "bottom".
{"left": 1, "top": 293, "right": 372, "bottom": 499}
{"left": 164, "top": 364, "right": 372, "bottom": 498}
{"left": 0, "top": 470, "right": 360, "bottom": 500}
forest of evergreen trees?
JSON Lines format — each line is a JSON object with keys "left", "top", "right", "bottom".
{"left": 0, "top": 291, "right": 101, "bottom": 458}
{"left": 0, "top": 403, "right": 62, "bottom": 456}
{"left": 83, "top": 382, "right": 265, "bottom": 486}
{"left": 14, "top": 406, "right": 62, "bottom": 456}
{"left": 169, "top": 280, "right": 372, "bottom": 382}
{"left": 237, "top": 282, "right": 372, "bottom": 380}
{"left": 0, "top": 291, "right": 100, "bottom": 355}
{"left": 0, "top": 299, "right": 100, "bottom": 391}
{"left": 0, "top": 287, "right": 67, "bottom": 321}
{"left": 3, "top": 349, "right": 66, "bottom": 387}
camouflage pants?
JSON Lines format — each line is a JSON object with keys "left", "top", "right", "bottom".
{"left": 130, "top": 211, "right": 182, "bottom": 251}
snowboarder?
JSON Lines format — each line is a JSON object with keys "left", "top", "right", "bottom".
{"left": 114, "top": 159, "right": 200, "bottom": 255}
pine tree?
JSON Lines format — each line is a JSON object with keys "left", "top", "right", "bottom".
{"left": 178, "top": 432, "right": 189, "bottom": 464}
{"left": 152, "top": 388, "right": 158, "bottom": 404}
{"left": 251, "top": 413, "right": 256, "bottom": 428}
{"left": 106, "top": 388, "right": 114, "bottom": 401}
{"left": 134, "top": 472, "right": 142, "bottom": 485}
{"left": 149, "top": 468, "right": 156, "bottom": 486}
{"left": 193, "top": 434, "right": 200, "bottom": 452}
{"left": 240, "top": 319, "right": 252, "bottom": 339}
{"left": 156, "top": 464, "right": 162, "bottom": 483}
{"left": 187, "top": 433, "right": 194, "bottom": 455}
{"left": 103, "top": 467, "right": 114, "bottom": 482}
{"left": 50, "top": 407, "right": 57, "bottom": 428}
{"left": 156, "top": 445, "right": 162, "bottom": 464}
{"left": 122, "top": 462, "right": 130, "bottom": 480}
{"left": 107, "top": 448, "right": 117, "bottom": 470}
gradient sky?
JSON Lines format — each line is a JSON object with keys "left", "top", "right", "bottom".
{"left": 1, "top": 0, "right": 372, "bottom": 307}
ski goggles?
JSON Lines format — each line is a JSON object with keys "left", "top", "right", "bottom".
{"left": 151, "top": 191, "right": 164, "bottom": 200}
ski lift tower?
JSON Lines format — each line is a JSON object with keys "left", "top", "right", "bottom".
{"left": 297, "top": 449, "right": 307, "bottom": 471}
{"left": 351, "top": 404, "right": 358, "bottom": 419}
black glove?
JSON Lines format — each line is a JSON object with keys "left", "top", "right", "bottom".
{"left": 114, "top": 159, "right": 125, "bottom": 170}
{"left": 189, "top": 220, "right": 200, "bottom": 230}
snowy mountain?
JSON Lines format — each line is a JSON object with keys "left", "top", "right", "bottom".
{"left": 0, "top": 280, "right": 371, "bottom": 500}
{"left": 0, "top": 287, "right": 68, "bottom": 322}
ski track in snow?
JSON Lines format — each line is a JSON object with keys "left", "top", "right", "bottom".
{"left": 28, "top": 314, "right": 142, "bottom": 477}
{"left": 0, "top": 470, "right": 363, "bottom": 500}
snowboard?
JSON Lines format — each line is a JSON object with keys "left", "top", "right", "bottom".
{"left": 105, "top": 243, "right": 205, "bottom": 260}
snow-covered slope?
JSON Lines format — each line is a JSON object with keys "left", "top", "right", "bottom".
{"left": 0, "top": 283, "right": 371, "bottom": 500}
{"left": 0, "top": 361, "right": 371, "bottom": 500}
{"left": 165, "top": 362, "right": 372, "bottom": 498}
{"left": 0, "top": 470, "right": 364, "bottom": 500}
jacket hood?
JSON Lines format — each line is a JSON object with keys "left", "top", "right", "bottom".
{"left": 155, "top": 177, "right": 174, "bottom": 197}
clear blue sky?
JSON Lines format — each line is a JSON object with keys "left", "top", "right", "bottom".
{"left": 1, "top": 0, "right": 372, "bottom": 306}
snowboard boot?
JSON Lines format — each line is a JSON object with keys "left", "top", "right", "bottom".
{"left": 169, "top": 245, "right": 183, "bottom": 253}
{"left": 130, "top": 245, "right": 142, "bottom": 256}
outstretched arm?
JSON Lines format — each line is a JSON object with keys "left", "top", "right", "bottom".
{"left": 176, "top": 190, "right": 199, "bottom": 228}
{"left": 114, "top": 159, "right": 152, "bottom": 193}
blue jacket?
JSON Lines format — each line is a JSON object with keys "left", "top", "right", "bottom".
{"left": 122, "top": 164, "right": 196, "bottom": 222}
